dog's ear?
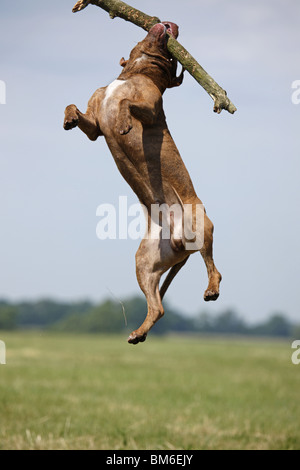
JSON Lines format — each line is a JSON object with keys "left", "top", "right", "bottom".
{"left": 119, "top": 57, "right": 128, "bottom": 67}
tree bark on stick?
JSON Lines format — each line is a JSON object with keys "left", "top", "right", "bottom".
{"left": 72, "top": 0, "right": 237, "bottom": 114}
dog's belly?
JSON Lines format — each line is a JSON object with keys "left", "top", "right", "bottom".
{"left": 105, "top": 125, "right": 199, "bottom": 210}
{"left": 100, "top": 78, "right": 199, "bottom": 207}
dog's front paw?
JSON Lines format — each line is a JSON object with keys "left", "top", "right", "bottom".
{"left": 119, "top": 122, "right": 133, "bottom": 135}
{"left": 64, "top": 105, "right": 78, "bottom": 130}
{"left": 64, "top": 117, "right": 79, "bottom": 130}
{"left": 64, "top": 118, "right": 78, "bottom": 131}
{"left": 117, "top": 114, "right": 133, "bottom": 135}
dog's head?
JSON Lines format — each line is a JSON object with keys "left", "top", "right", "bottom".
{"left": 145, "top": 22, "right": 179, "bottom": 49}
{"left": 119, "top": 22, "right": 183, "bottom": 91}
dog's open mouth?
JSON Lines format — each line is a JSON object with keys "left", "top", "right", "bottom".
{"left": 148, "top": 22, "right": 179, "bottom": 43}
{"left": 162, "top": 22, "right": 179, "bottom": 39}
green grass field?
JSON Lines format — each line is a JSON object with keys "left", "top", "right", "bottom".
{"left": 0, "top": 331, "right": 299, "bottom": 450}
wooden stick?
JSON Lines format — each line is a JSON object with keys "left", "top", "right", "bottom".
{"left": 72, "top": 0, "right": 237, "bottom": 114}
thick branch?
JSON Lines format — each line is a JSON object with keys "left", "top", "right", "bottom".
{"left": 72, "top": 0, "right": 237, "bottom": 114}
{"left": 73, "top": 0, "right": 159, "bottom": 29}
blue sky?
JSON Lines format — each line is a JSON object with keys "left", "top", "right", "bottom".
{"left": 0, "top": 0, "right": 299, "bottom": 323}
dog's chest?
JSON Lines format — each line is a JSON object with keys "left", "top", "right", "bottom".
{"left": 103, "top": 80, "right": 125, "bottom": 103}
{"left": 102, "top": 80, "right": 126, "bottom": 111}
{"left": 100, "top": 79, "right": 127, "bottom": 131}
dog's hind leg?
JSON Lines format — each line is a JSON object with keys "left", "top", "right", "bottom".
{"left": 128, "top": 225, "right": 190, "bottom": 344}
{"left": 128, "top": 237, "right": 165, "bottom": 345}
{"left": 128, "top": 219, "right": 188, "bottom": 344}
{"left": 200, "top": 213, "right": 222, "bottom": 301}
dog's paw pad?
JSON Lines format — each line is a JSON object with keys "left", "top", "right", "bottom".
{"left": 64, "top": 117, "right": 79, "bottom": 130}
{"left": 204, "top": 289, "right": 219, "bottom": 302}
{"left": 127, "top": 332, "right": 147, "bottom": 345}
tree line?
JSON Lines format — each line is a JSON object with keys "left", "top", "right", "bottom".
{"left": 0, "top": 297, "right": 299, "bottom": 338}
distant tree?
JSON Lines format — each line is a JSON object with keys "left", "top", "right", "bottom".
{"left": 51, "top": 296, "right": 194, "bottom": 335}
{"left": 292, "top": 324, "right": 300, "bottom": 339}
{"left": 85, "top": 300, "right": 127, "bottom": 333}
{"left": 212, "top": 310, "right": 248, "bottom": 334}
{"left": 18, "top": 299, "right": 93, "bottom": 327}
{"left": 0, "top": 296, "right": 296, "bottom": 338}
{"left": 251, "top": 313, "right": 292, "bottom": 337}
{"left": 52, "top": 299, "right": 126, "bottom": 333}
{"left": 193, "top": 311, "right": 214, "bottom": 333}
{"left": 0, "top": 306, "right": 18, "bottom": 330}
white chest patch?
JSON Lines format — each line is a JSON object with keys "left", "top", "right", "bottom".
{"left": 103, "top": 79, "right": 126, "bottom": 106}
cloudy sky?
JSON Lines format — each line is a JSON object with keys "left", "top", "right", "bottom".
{"left": 0, "top": 0, "right": 299, "bottom": 323}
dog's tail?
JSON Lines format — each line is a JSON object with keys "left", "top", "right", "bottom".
{"left": 169, "top": 185, "right": 185, "bottom": 252}
{"left": 170, "top": 185, "right": 205, "bottom": 253}
{"left": 159, "top": 256, "right": 190, "bottom": 300}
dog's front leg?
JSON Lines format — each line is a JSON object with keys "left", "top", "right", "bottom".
{"left": 64, "top": 89, "right": 105, "bottom": 141}
{"left": 116, "top": 97, "right": 161, "bottom": 135}
{"left": 64, "top": 104, "right": 102, "bottom": 141}
{"left": 116, "top": 99, "right": 133, "bottom": 135}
